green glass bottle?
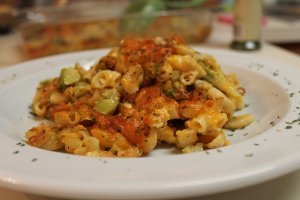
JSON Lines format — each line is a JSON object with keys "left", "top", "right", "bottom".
{"left": 230, "top": 0, "right": 262, "bottom": 51}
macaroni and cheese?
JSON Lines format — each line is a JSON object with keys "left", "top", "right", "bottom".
{"left": 25, "top": 36, "right": 253, "bottom": 157}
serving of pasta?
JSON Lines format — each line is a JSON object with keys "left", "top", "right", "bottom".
{"left": 25, "top": 36, "right": 253, "bottom": 157}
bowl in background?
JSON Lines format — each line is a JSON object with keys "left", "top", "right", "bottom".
{"left": 16, "top": 1, "right": 213, "bottom": 58}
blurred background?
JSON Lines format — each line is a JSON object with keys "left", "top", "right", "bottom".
{"left": 0, "top": 0, "right": 300, "bottom": 58}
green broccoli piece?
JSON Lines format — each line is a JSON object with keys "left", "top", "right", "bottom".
{"left": 197, "top": 55, "right": 244, "bottom": 109}
{"left": 59, "top": 67, "right": 81, "bottom": 88}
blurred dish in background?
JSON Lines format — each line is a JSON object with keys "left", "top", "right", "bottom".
{"left": 15, "top": 0, "right": 215, "bottom": 58}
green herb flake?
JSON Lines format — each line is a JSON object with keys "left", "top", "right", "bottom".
{"left": 285, "top": 118, "right": 300, "bottom": 125}
{"left": 16, "top": 142, "right": 25, "bottom": 147}
{"left": 13, "top": 150, "right": 19, "bottom": 154}
{"left": 217, "top": 149, "right": 222, "bottom": 153}
{"left": 245, "top": 153, "right": 253, "bottom": 157}
{"left": 243, "top": 132, "right": 249, "bottom": 136}
{"left": 290, "top": 92, "right": 294, "bottom": 97}
{"left": 29, "top": 111, "right": 37, "bottom": 117}
{"left": 31, "top": 158, "right": 38, "bottom": 162}
{"left": 28, "top": 104, "right": 37, "bottom": 115}
{"left": 165, "top": 88, "right": 175, "bottom": 98}
{"left": 285, "top": 125, "right": 293, "bottom": 129}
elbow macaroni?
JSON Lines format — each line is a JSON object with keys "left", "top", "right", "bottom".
{"left": 166, "top": 55, "right": 207, "bottom": 77}
{"left": 224, "top": 114, "right": 254, "bottom": 130}
{"left": 91, "top": 70, "right": 121, "bottom": 89}
{"left": 26, "top": 36, "right": 253, "bottom": 157}
{"left": 121, "top": 65, "right": 144, "bottom": 94}
{"left": 179, "top": 70, "right": 199, "bottom": 86}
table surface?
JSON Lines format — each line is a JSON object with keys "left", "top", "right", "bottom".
{"left": 1, "top": 22, "right": 300, "bottom": 200}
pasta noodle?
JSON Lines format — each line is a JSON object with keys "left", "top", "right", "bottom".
{"left": 91, "top": 70, "right": 121, "bottom": 89}
{"left": 224, "top": 114, "right": 254, "bottom": 130}
{"left": 120, "top": 65, "right": 144, "bottom": 94}
{"left": 175, "top": 129, "right": 198, "bottom": 148}
{"left": 166, "top": 55, "right": 207, "bottom": 77}
{"left": 25, "top": 36, "right": 253, "bottom": 157}
{"left": 179, "top": 70, "right": 199, "bottom": 85}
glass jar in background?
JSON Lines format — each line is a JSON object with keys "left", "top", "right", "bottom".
{"left": 230, "top": 0, "right": 262, "bottom": 51}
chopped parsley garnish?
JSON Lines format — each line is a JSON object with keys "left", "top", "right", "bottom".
{"left": 16, "top": 142, "right": 25, "bottom": 147}
{"left": 13, "top": 150, "right": 19, "bottom": 154}
{"left": 285, "top": 118, "right": 300, "bottom": 125}
{"left": 285, "top": 125, "right": 292, "bottom": 129}
{"left": 245, "top": 153, "right": 253, "bottom": 157}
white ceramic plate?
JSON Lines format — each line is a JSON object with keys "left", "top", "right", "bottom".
{"left": 0, "top": 48, "right": 300, "bottom": 200}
